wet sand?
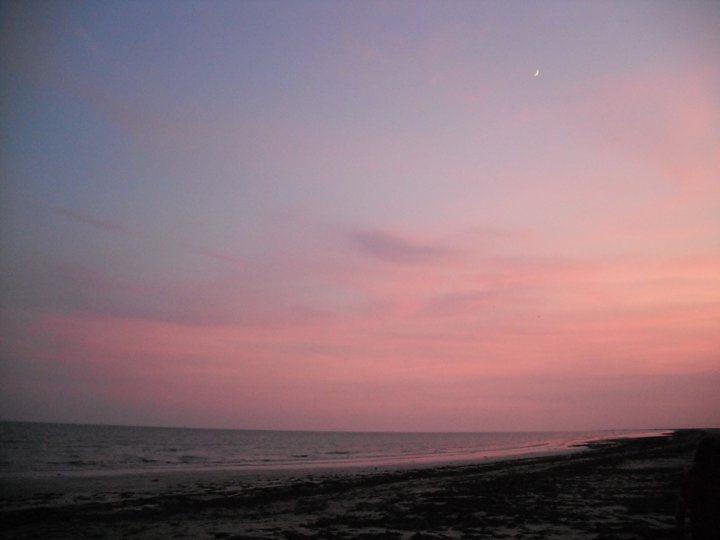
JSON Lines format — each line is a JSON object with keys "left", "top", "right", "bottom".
{"left": 0, "top": 430, "right": 704, "bottom": 538}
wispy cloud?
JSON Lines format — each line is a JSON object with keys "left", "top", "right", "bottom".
{"left": 73, "top": 24, "right": 104, "bottom": 61}
{"left": 568, "top": 63, "right": 720, "bottom": 196}
{"left": 55, "top": 207, "right": 142, "bottom": 238}
{"left": 346, "top": 229, "right": 455, "bottom": 264}
{"left": 54, "top": 207, "right": 244, "bottom": 267}
{"left": 421, "top": 289, "right": 516, "bottom": 317}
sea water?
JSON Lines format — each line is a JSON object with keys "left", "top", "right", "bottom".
{"left": 0, "top": 421, "right": 666, "bottom": 477}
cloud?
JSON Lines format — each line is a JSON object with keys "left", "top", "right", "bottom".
{"left": 55, "top": 207, "right": 142, "bottom": 237}
{"left": 54, "top": 206, "right": 244, "bottom": 267}
{"left": 16, "top": 257, "right": 330, "bottom": 329}
{"left": 346, "top": 229, "right": 455, "bottom": 264}
{"left": 73, "top": 24, "right": 104, "bottom": 61}
{"left": 567, "top": 63, "right": 720, "bottom": 196}
{"left": 421, "top": 289, "right": 520, "bottom": 317}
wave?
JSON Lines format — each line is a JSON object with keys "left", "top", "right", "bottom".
{"left": 0, "top": 422, "right": 669, "bottom": 477}
{"left": 179, "top": 455, "right": 208, "bottom": 464}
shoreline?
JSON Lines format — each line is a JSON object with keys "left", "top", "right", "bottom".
{"left": 0, "top": 429, "right": 706, "bottom": 538}
{"left": 0, "top": 428, "right": 671, "bottom": 481}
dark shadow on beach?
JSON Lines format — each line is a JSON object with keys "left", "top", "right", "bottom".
{"left": 677, "top": 432, "right": 720, "bottom": 540}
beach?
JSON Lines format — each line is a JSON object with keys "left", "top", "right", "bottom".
{"left": 0, "top": 430, "right": 704, "bottom": 538}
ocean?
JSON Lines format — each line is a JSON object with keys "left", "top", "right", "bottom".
{"left": 0, "top": 421, "right": 666, "bottom": 478}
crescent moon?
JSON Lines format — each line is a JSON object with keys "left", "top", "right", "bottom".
{"left": 534, "top": 69, "right": 540, "bottom": 77}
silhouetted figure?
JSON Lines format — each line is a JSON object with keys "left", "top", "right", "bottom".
{"left": 677, "top": 435, "right": 720, "bottom": 539}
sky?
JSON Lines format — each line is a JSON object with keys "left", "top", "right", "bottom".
{"left": 1, "top": 1, "right": 719, "bottom": 432}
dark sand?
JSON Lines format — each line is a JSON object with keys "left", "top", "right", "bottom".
{"left": 0, "top": 430, "right": 706, "bottom": 538}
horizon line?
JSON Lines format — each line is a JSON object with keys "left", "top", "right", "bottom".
{"left": 0, "top": 418, "right": 686, "bottom": 435}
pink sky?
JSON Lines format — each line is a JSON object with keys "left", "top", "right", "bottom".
{"left": 1, "top": 1, "right": 719, "bottom": 430}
